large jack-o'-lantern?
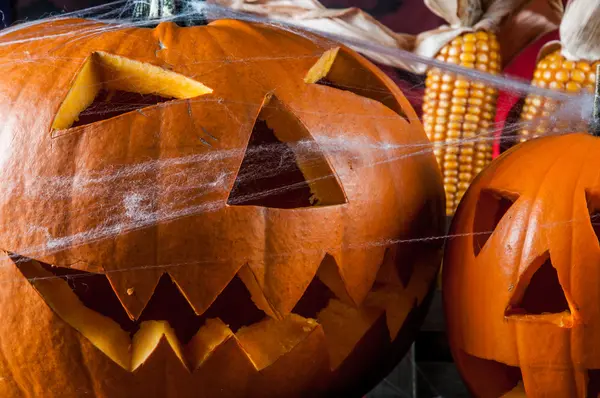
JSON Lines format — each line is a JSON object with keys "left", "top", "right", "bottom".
{"left": 0, "top": 17, "right": 445, "bottom": 398}
{"left": 443, "top": 129, "right": 600, "bottom": 397}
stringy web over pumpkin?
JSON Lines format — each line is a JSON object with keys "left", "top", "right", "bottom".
{"left": 0, "top": 0, "right": 592, "bottom": 260}
{"left": 0, "top": 1, "right": 597, "bottom": 395}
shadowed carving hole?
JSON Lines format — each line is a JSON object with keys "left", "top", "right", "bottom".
{"left": 227, "top": 119, "right": 314, "bottom": 208}
{"left": 140, "top": 274, "right": 266, "bottom": 343}
{"left": 507, "top": 255, "right": 570, "bottom": 316}
{"left": 33, "top": 259, "right": 265, "bottom": 343}
{"left": 71, "top": 90, "right": 174, "bottom": 128}
{"left": 473, "top": 189, "right": 517, "bottom": 256}
{"left": 52, "top": 52, "right": 211, "bottom": 130}
{"left": 586, "top": 191, "right": 600, "bottom": 244}
{"left": 316, "top": 77, "right": 408, "bottom": 121}
{"left": 588, "top": 369, "right": 600, "bottom": 398}
{"left": 38, "top": 261, "right": 134, "bottom": 333}
{"left": 138, "top": 274, "right": 202, "bottom": 343}
{"left": 292, "top": 275, "right": 336, "bottom": 320}
{"left": 227, "top": 97, "right": 346, "bottom": 209}
{"left": 306, "top": 48, "right": 408, "bottom": 121}
{"left": 198, "top": 275, "right": 266, "bottom": 334}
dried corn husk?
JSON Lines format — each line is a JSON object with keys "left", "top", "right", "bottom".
{"left": 412, "top": 0, "right": 533, "bottom": 73}
{"left": 207, "top": 0, "right": 560, "bottom": 74}
{"left": 556, "top": 0, "right": 600, "bottom": 61}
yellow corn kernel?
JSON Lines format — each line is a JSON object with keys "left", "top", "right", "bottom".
{"left": 517, "top": 51, "right": 600, "bottom": 143}
{"left": 422, "top": 30, "right": 501, "bottom": 215}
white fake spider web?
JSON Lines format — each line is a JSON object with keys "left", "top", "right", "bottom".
{"left": 0, "top": 1, "right": 597, "bottom": 397}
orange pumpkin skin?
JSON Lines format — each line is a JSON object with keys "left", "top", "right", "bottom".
{"left": 0, "top": 18, "right": 445, "bottom": 397}
{"left": 443, "top": 132, "right": 600, "bottom": 397}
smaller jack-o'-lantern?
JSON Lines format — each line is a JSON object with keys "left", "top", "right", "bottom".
{"left": 443, "top": 119, "right": 600, "bottom": 397}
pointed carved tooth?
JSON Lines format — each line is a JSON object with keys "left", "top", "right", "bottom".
{"left": 365, "top": 259, "right": 439, "bottom": 339}
{"left": 241, "top": 210, "right": 343, "bottom": 319}
{"left": 363, "top": 287, "right": 413, "bottom": 340}
{"left": 316, "top": 299, "right": 384, "bottom": 370}
{"left": 317, "top": 254, "right": 353, "bottom": 305}
{"left": 106, "top": 269, "right": 162, "bottom": 320}
{"left": 185, "top": 319, "right": 233, "bottom": 370}
{"left": 336, "top": 247, "right": 387, "bottom": 307}
{"left": 237, "top": 264, "right": 279, "bottom": 320}
{"left": 168, "top": 262, "right": 242, "bottom": 316}
{"left": 191, "top": 334, "right": 258, "bottom": 396}
{"left": 328, "top": 314, "right": 392, "bottom": 394}
{"left": 131, "top": 320, "right": 185, "bottom": 371}
{"left": 241, "top": 249, "right": 329, "bottom": 319}
{"left": 376, "top": 246, "right": 405, "bottom": 287}
{"left": 235, "top": 314, "right": 319, "bottom": 371}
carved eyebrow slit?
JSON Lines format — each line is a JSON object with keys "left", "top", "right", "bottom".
{"left": 52, "top": 51, "right": 212, "bottom": 130}
{"left": 304, "top": 47, "right": 408, "bottom": 121}
{"left": 472, "top": 188, "right": 518, "bottom": 256}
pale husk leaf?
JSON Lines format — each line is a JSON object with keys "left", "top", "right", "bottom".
{"left": 208, "top": 0, "right": 558, "bottom": 75}
{"left": 560, "top": 0, "right": 600, "bottom": 61}
{"left": 413, "top": 0, "right": 530, "bottom": 73}
{"left": 424, "top": 0, "right": 483, "bottom": 28}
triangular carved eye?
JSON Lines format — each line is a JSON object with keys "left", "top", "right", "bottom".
{"left": 227, "top": 94, "right": 347, "bottom": 209}
{"left": 473, "top": 188, "right": 518, "bottom": 256}
{"left": 52, "top": 51, "right": 212, "bottom": 130}
{"left": 505, "top": 252, "right": 570, "bottom": 316}
{"left": 586, "top": 190, "right": 600, "bottom": 244}
{"left": 304, "top": 47, "right": 408, "bottom": 121}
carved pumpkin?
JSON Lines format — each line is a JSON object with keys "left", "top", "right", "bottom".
{"left": 0, "top": 18, "right": 445, "bottom": 397}
{"left": 443, "top": 131, "right": 600, "bottom": 397}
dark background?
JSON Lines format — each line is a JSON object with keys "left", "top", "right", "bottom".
{"left": 1, "top": 0, "right": 444, "bottom": 32}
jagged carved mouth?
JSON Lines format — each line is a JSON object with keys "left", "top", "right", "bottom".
{"left": 10, "top": 243, "right": 434, "bottom": 375}
{"left": 12, "top": 254, "right": 327, "bottom": 373}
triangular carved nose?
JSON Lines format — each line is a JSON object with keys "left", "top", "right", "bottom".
{"left": 227, "top": 94, "right": 346, "bottom": 209}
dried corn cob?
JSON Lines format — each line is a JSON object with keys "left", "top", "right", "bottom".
{"left": 518, "top": 50, "right": 599, "bottom": 142}
{"left": 423, "top": 31, "right": 501, "bottom": 216}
